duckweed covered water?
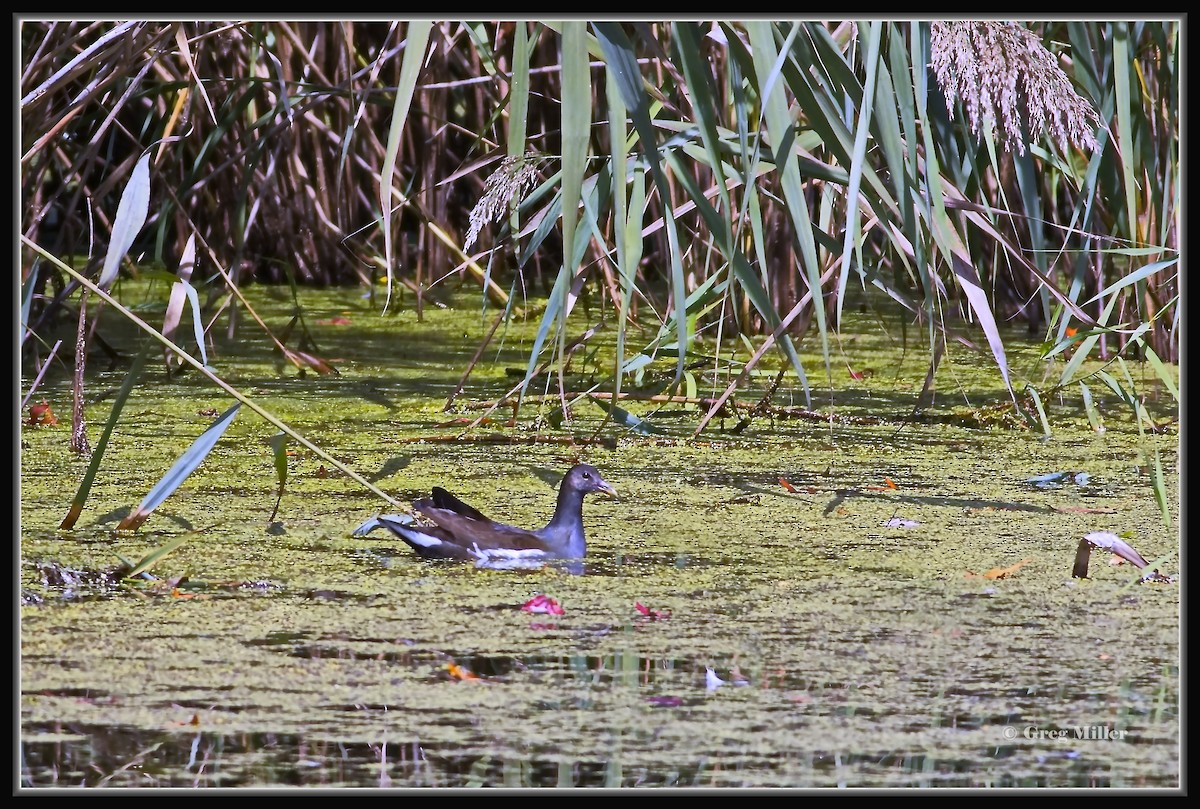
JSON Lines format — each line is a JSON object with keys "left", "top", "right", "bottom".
{"left": 20, "top": 285, "right": 1180, "bottom": 788}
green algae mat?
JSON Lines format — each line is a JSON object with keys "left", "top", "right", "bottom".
{"left": 19, "top": 287, "right": 1180, "bottom": 788}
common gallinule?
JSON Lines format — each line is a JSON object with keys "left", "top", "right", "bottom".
{"left": 375, "top": 464, "right": 616, "bottom": 568}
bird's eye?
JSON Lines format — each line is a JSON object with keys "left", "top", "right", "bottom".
{"left": 582, "top": 471, "right": 591, "bottom": 479}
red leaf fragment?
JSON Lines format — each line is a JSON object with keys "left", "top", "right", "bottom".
{"left": 522, "top": 594, "right": 564, "bottom": 615}
{"left": 635, "top": 601, "right": 671, "bottom": 620}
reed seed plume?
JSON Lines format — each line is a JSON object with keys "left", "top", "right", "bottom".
{"left": 930, "top": 21, "right": 1101, "bottom": 156}
{"left": 464, "top": 151, "right": 548, "bottom": 250}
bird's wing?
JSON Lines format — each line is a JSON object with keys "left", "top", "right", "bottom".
{"left": 429, "top": 486, "right": 492, "bottom": 523}
{"left": 375, "top": 515, "right": 466, "bottom": 559}
{"left": 410, "top": 503, "right": 551, "bottom": 552}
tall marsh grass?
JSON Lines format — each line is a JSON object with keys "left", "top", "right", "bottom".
{"left": 20, "top": 19, "right": 1180, "bottom": 521}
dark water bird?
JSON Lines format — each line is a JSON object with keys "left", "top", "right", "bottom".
{"left": 375, "top": 464, "right": 616, "bottom": 569}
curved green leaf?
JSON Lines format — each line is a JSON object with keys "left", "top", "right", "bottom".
{"left": 1085, "top": 258, "right": 1178, "bottom": 304}
{"left": 594, "top": 21, "right": 687, "bottom": 384}
{"left": 589, "top": 395, "right": 664, "bottom": 435}
{"left": 117, "top": 403, "right": 242, "bottom": 531}
{"left": 98, "top": 151, "right": 151, "bottom": 290}
{"left": 834, "top": 21, "right": 882, "bottom": 328}
{"left": 60, "top": 345, "right": 150, "bottom": 529}
{"left": 507, "top": 22, "right": 531, "bottom": 233}
{"left": 379, "top": 21, "right": 432, "bottom": 313}
{"left": 560, "top": 21, "right": 590, "bottom": 289}
{"left": 268, "top": 430, "right": 288, "bottom": 522}
{"left": 124, "top": 535, "right": 192, "bottom": 580}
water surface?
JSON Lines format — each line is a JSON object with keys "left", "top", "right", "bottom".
{"left": 20, "top": 287, "right": 1180, "bottom": 788}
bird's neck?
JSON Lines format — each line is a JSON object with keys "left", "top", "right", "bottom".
{"left": 542, "top": 486, "right": 587, "bottom": 557}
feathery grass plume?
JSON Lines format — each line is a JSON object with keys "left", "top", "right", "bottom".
{"left": 930, "top": 21, "right": 1101, "bottom": 155}
{"left": 464, "top": 151, "right": 549, "bottom": 250}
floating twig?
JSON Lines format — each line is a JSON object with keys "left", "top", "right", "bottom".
{"left": 392, "top": 432, "right": 617, "bottom": 448}
{"left": 21, "top": 338, "right": 62, "bottom": 410}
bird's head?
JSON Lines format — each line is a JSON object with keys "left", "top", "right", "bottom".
{"left": 564, "top": 464, "right": 617, "bottom": 499}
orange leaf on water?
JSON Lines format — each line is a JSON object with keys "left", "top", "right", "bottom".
{"left": 984, "top": 558, "right": 1032, "bottom": 579}
{"left": 447, "top": 663, "right": 480, "bottom": 681}
{"left": 778, "top": 478, "right": 797, "bottom": 493}
{"left": 27, "top": 401, "right": 58, "bottom": 426}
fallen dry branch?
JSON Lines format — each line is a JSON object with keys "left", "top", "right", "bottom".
{"left": 459, "top": 390, "right": 737, "bottom": 414}
{"left": 391, "top": 432, "right": 618, "bottom": 448}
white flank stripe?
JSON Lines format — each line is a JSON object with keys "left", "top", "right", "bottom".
{"left": 401, "top": 531, "right": 442, "bottom": 549}
{"left": 469, "top": 543, "right": 549, "bottom": 570}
